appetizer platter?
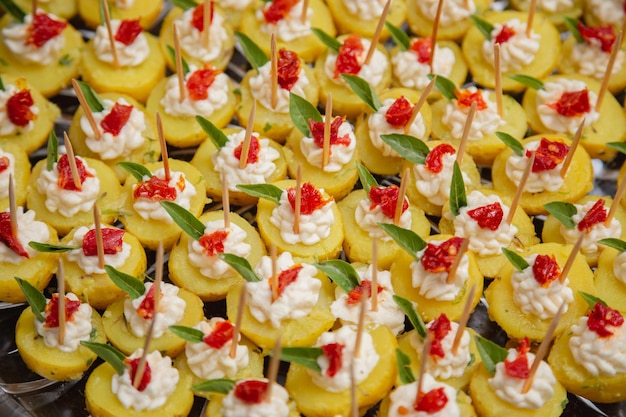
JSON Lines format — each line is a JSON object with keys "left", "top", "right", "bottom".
{"left": 2, "top": 0, "right": 626, "bottom": 416}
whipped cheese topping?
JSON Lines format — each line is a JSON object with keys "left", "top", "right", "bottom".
{"left": 560, "top": 200, "right": 621, "bottom": 255}
{"left": 368, "top": 98, "right": 426, "bottom": 157}
{"left": 511, "top": 254, "right": 573, "bottom": 320}
{"left": 324, "top": 38, "right": 388, "bottom": 88}
{"left": 343, "top": 0, "right": 385, "bottom": 20}
{"left": 354, "top": 193, "right": 411, "bottom": 241}
{"left": 482, "top": 19, "right": 541, "bottom": 73}
{"left": 257, "top": 0, "right": 312, "bottom": 42}
{"left": 270, "top": 188, "right": 334, "bottom": 245}
{"left": 124, "top": 282, "right": 186, "bottom": 338}
{"left": 35, "top": 292, "right": 92, "bottom": 353}
{"left": 0, "top": 207, "right": 49, "bottom": 264}
{"left": 571, "top": 41, "right": 624, "bottom": 80}
{"left": 569, "top": 316, "right": 626, "bottom": 376}
{"left": 65, "top": 226, "right": 131, "bottom": 275}
{"left": 81, "top": 98, "right": 146, "bottom": 160}
{"left": 392, "top": 44, "right": 455, "bottom": 90}
{"left": 246, "top": 252, "right": 321, "bottom": 328}
{"left": 175, "top": 8, "right": 229, "bottom": 62}
{"left": 0, "top": 84, "right": 39, "bottom": 135}
{"left": 36, "top": 156, "right": 100, "bottom": 217}
{"left": 330, "top": 265, "right": 405, "bottom": 335}
{"left": 300, "top": 116, "right": 356, "bottom": 172}
{"left": 612, "top": 251, "right": 626, "bottom": 285}
{"left": 388, "top": 374, "right": 460, "bottom": 417}
{"left": 415, "top": 152, "right": 471, "bottom": 206}
{"left": 211, "top": 130, "right": 280, "bottom": 190}
{"left": 410, "top": 321, "right": 471, "bottom": 380}
{"left": 185, "top": 318, "right": 249, "bottom": 380}
{"left": 160, "top": 69, "right": 230, "bottom": 118}
{"left": 417, "top": 0, "right": 475, "bottom": 26}
{"left": 505, "top": 141, "right": 565, "bottom": 193}
{"left": 93, "top": 19, "right": 149, "bottom": 66}
{"left": 115, "top": 0, "right": 135, "bottom": 8}
{"left": 586, "top": 0, "right": 624, "bottom": 27}
{"left": 448, "top": 191, "right": 518, "bottom": 257}
{"left": 188, "top": 220, "right": 251, "bottom": 279}
{"left": 111, "top": 349, "right": 179, "bottom": 411}
{"left": 536, "top": 78, "right": 600, "bottom": 135}
{"left": 249, "top": 61, "right": 309, "bottom": 113}
{"left": 221, "top": 379, "right": 290, "bottom": 417}
{"left": 2, "top": 12, "right": 66, "bottom": 65}
{"left": 132, "top": 168, "right": 197, "bottom": 224}
{"left": 310, "top": 326, "right": 379, "bottom": 392}
{"left": 489, "top": 348, "right": 557, "bottom": 409}
{"left": 442, "top": 88, "right": 504, "bottom": 141}
{"left": 0, "top": 148, "right": 15, "bottom": 198}
{"left": 538, "top": 0, "right": 573, "bottom": 12}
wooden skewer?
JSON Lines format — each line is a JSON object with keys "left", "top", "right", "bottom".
{"left": 446, "top": 237, "right": 469, "bottom": 285}
{"left": 597, "top": 31, "right": 623, "bottom": 112}
{"left": 494, "top": 43, "right": 503, "bottom": 117}
{"left": 404, "top": 77, "right": 436, "bottom": 135}
{"left": 354, "top": 291, "right": 367, "bottom": 358}
{"left": 102, "top": 0, "right": 120, "bottom": 69}
{"left": 507, "top": 152, "right": 536, "bottom": 225}
{"left": 559, "top": 233, "right": 585, "bottom": 284}
{"left": 451, "top": 284, "right": 476, "bottom": 354}
{"left": 322, "top": 94, "right": 332, "bottom": 169}
{"left": 57, "top": 258, "right": 66, "bottom": 346}
{"left": 270, "top": 243, "right": 279, "bottom": 302}
{"left": 521, "top": 302, "right": 565, "bottom": 394}
{"left": 455, "top": 101, "right": 476, "bottom": 165}
{"left": 239, "top": 101, "right": 257, "bottom": 169}
{"left": 72, "top": 79, "right": 101, "bottom": 140}
{"left": 63, "top": 133, "right": 82, "bottom": 191}
{"left": 221, "top": 172, "right": 230, "bottom": 229}
{"left": 560, "top": 119, "right": 584, "bottom": 179}
{"left": 300, "top": 0, "right": 309, "bottom": 24}
{"left": 270, "top": 33, "right": 278, "bottom": 110}
{"left": 393, "top": 168, "right": 409, "bottom": 225}
{"left": 172, "top": 23, "right": 186, "bottom": 103}
{"left": 371, "top": 241, "right": 379, "bottom": 312}
{"left": 416, "top": 332, "right": 433, "bottom": 400}
{"left": 607, "top": 172, "right": 626, "bottom": 226}
{"left": 156, "top": 113, "right": 170, "bottom": 182}
{"left": 265, "top": 335, "right": 282, "bottom": 401}
{"left": 202, "top": 0, "right": 212, "bottom": 50}
{"left": 429, "top": 0, "right": 444, "bottom": 72}
{"left": 526, "top": 0, "right": 537, "bottom": 38}
{"left": 230, "top": 285, "right": 247, "bottom": 359}
{"left": 8, "top": 174, "right": 17, "bottom": 236}
{"left": 93, "top": 205, "right": 105, "bottom": 270}
{"left": 31, "top": 0, "right": 37, "bottom": 14}
{"left": 293, "top": 165, "right": 302, "bottom": 235}
{"left": 364, "top": 0, "right": 391, "bottom": 66}
{"left": 350, "top": 357, "right": 358, "bottom": 417}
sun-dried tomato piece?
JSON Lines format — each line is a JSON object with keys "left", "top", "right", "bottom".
{"left": 385, "top": 96, "right": 414, "bottom": 128}
{"left": 428, "top": 314, "right": 452, "bottom": 358}
{"left": 346, "top": 280, "right": 383, "bottom": 305}
{"left": 263, "top": 0, "right": 299, "bottom": 23}
{"left": 124, "top": 357, "right": 152, "bottom": 392}
{"left": 577, "top": 199, "right": 607, "bottom": 232}
{"left": 454, "top": 89, "right": 488, "bottom": 110}
{"left": 532, "top": 254, "right": 560, "bottom": 287}
{"left": 43, "top": 293, "right": 82, "bottom": 327}
{"left": 269, "top": 264, "right": 303, "bottom": 296}
{"left": 287, "top": 182, "right": 331, "bottom": 215}
{"left": 467, "top": 202, "right": 503, "bottom": 231}
{"left": 421, "top": 237, "right": 464, "bottom": 274}
{"left": 198, "top": 229, "right": 229, "bottom": 256}
{"left": 133, "top": 176, "right": 178, "bottom": 201}
{"left": 494, "top": 24, "right": 516, "bottom": 44}
{"left": 100, "top": 102, "right": 133, "bottom": 136}
{"left": 203, "top": 320, "right": 234, "bottom": 349}
{"left": 136, "top": 285, "right": 157, "bottom": 319}
{"left": 234, "top": 379, "right": 268, "bottom": 404}
{"left": 0, "top": 156, "right": 10, "bottom": 173}
{"left": 548, "top": 89, "right": 591, "bottom": 117}
{"left": 277, "top": 48, "right": 301, "bottom": 91}
{"left": 321, "top": 342, "right": 344, "bottom": 377}
{"left": 577, "top": 22, "right": 617, "bottom": 53}
{"left": 409, "top": 37, "right": 432, "bottom": 64}
{"left": 527, "top": 138, "right": 569, "bottom": 173}
{"left": 414, "top": 387, "right": 448, "bottom": 413}
{"left": 309, "top": 116, "right": 351, "bottom": 154}
{"left": 368, "top": 185, "right": 408, "bottom": 219}
{"left": 191, "top": 2, "right": 215, "bottom": 32}
{"left": 56, "top": 154, "right": 93, "bottom": 191}
{"left": 0, "top": 212, "right": 29, "bottom": 258}
{"left": 233, "top": 135, "right": 261, "bottom": 165}
{"left": 587, "top": 302, "right": 624, "bottom": 337}
{"left": 7, "top": 89, "right": 36, "bottom": 127}
{"left": 186, "top": 68, "right": 219, "bottom": 101}
{"left": 334, "top": 34, "right": 364, "bottom": 78}
{"left": 114, "top": 19, "right": 142, "bottom": 46}
{"left": 504, "top": 337, "right": 530, "bottom": 379}
{"left": 27, "top": 12, "right": 67, "bottom": 47}
{"left": 82, "top": 228, "right": 125, "bottom": 256}
{"left": 425, "top": 143, "right": 456, "bottom": 174}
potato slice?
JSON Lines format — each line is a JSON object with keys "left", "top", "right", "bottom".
{"left": 326, "top": 0, "right": 406, "bottom": 40}
{"left": 0, "top": 141, "right": 30, "bottom": 211}
{"left": 595, "top": 246, "right": 626, "bottom": 315}
{"left": 78, "top": 0, "right": 163, "bottom": 29}
{"left": 509, "top": 0, "right": 583, "bottom": 28}
{"left": 406, "top": 0, "right": 493, "bottom": 41}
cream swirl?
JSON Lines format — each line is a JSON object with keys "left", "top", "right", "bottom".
{"left": 0, "top": 207, "right": 49, "bottom": 264}
{"left": 300, "top": 116, "right": 356, "bottom": 172}
{"left": 221, "top": 380, "right": 290, "bottom": 417}
{"left": 367, "top": 98, "right": 426, "bottom": 157}
{"left": 342, "top": 0, "right": 386, "bottom": 21}
{"left": 123, "top": 282, "right": 186, "bottom": 338}
{"left": 66, "top": 226, "right": 131, "bottom": 275}
{"left": 505, "top": 140, "right": 565, "bottom": 193}
{"left": 391, "top": 45, "right": 455, "bottom": 90}
{"left": 560, "top": 200, "right": 621, "bottom": 256}
{"left": 414, "top": 151, "right": 471, "bottom": 206}
{"left": 417, "top": 0, "right": 475, "bottom": 25}
{"left": 249, "top": 60, "right": 309, "bottom": 113}
{"left": 354, "top": 193, "right": 412, "bottom": 241}
{"left": 442, "top": 87, "right": 504, "bottom": 141}
{"left": 586, "top": 0, "right": 624, "bottom": 27}
{"left": 35, "top": 293, "right": 92, "bottom": 353}
{"left": 175, "top": 9, "right": 229, "bottom": 62}
{"left": 571, "top": 42, "right": 624, "bottom": 80}
{"left": 569, "top": 315, "right": 626, "bottom": 376}
{"left": 0, "top": 84, "right": 39, "bottom": 135}
{"left": 388, "top": 374, "right": 460, "bottom": 417}
{"left": 324, "top": 38, "right": 388, "bottom": 88}
{"left": 160, "top": 69, "right": 230, "bottom": 118}
{"left": 2, "top": 12, "right": 66, "bottom": 65}
{"left": 93, "top": 19, "right": 149, "bottom": 66}
{"left": 482, "top": 19, "right": 541, "bottom": 72}
{"left": 257, "top": 0, "right": 312, "bottom": 42}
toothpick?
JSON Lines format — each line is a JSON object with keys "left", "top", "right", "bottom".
{"left": 221, "top": 172, "right": 230, "bottom": 229}
{"left": 451, "top": 284, "right": 476, "bottom": 354}
{"left": 455, "top": 101, "right": 476, "bottom": 165}
{"left": 202, "top": 0, "right": 212, "bottom": 50}
{"left": 72, "top": 79, "right": 101, "bottom": 140}
{"left": 293, "top": 165, "right": 302, "bottom": 235}
{"left": 322, "top": 94, "right": 332, "bottom": 169}
{"left": 270, "top": 243, "right": 278, "bottom": 302}
{"left": 507, "top": 152, "right": 536, "bottom": 225}
{"left": 93, "top": 205, "right": 105, "bottom": 270}
{"left": 430, "top": 0, "right": 444, "bottom": 72}
{"left": 393, "top": 168, "right": 409, "bottom": 225}
{"left": 57, "top": 258, "right": 66, "bottom": 345}
{"left": 494, "top": 43, "right": 503, "bottom": 117}
{"left": 521, "top": 302, "right": 565, "bottom": 394}
{"left": 371, "top": 243, "right": 379, "bottom": 312}
{"left": 31, "top": 0, "right": 37, "bottom": 14}
{"left": 404, "top": 77, "right": 436, "bottom": 135}
{"left": 526, "top": 0, "right": 537, "bottom": 37}
{"left": 265, "top": 335, "right": 282, "bottom": 401}
{"left": 229, "top": 286, "right": 247, "bottom": 359}
{"left": 173, "top": 23, "right": 186, "bottom": 103}
{"left": 416, "top": 332, "right": 433, "bottom": 398}
{"left": 364, "top": 0, "right": 391, "bottom": 66}
{"left": 156, "top": 113, "right": 170, "bottom": 182}
{"left": 560, "top": 119, "right": 584, "bottom": 179}
{"left": 350, "top": 358, "right": 358, "bottom": 417}
{"left": 300, "top": 0, "right": 309, "bottom": 24}
{"left": 607, "top": 175, "right": 626, "bottom": 226}
{"left": 63, "top": 133, "right": 82, "bottom": 191}
{"left": 8, "top": 174, "right": 17, "bottom": 236}
{"left": 354, "top": 292, "right": 367, "bottom": 358}
{"left": 270, "top": 33, "right": 278, "bottom": 110}
{"left": 597, "top": 30, "right": 623, "bottom": 112}
{"left": 239, "top": 101, "right": 256, "bottom": 169}
{"left": 559, "top": 233, "right": 585, "bottom": 284}
{"left": 446, "top": 238, "right": 469, "bottom": 285}
{"left": 102, "top": 0, "right": 120, "bottom": 69}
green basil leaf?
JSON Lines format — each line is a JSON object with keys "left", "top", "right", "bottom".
{"left": 598, "top": 238, "right": 626, "bottom": 253}
{"left": 470, "top": 15, "right": 494, "bottom": 40}
{"left": 564, "top": 17, "right": 583, "bottom": 43}
{"left": 496, "top": 131, "right": 524, "bottom": 157}
{"left": 160, "top": 201, "right": 205, "bottom": 241}
{"left": 46, "top": 131, "right": 58, "bottom": 171}
{"left": 236, "top": 184, "right": 283, "bottom": 205}
{"left": 395, "top": 348, "right": 416, "bottom": 384}
{"left": 578, "top": 291, "right": 607, "bottom": 309}
{"left": 314, "top": 259, "right": 360, "bottom": 293}
{"left": 166, "top": 45, "right": 190, "bottom": 75}
{"left": 280, "top": 346, "right": 323, "bottom": 373}
{"left": 289, "top": 92, "right": 323, "bottom": 137}
{"left": 385, "top": 21, "right": 410, "bottom": 51}
{"left": 607, "top": 142, "right": 626, "bottom": 155}
{"left": 501, "top": 247, "right": 530, "bottom": 271}
{"left": 14, "top": 277, "right": 46, "bottom": 322}
{"left": 80, "top": 341, "right": 126, "bottom": 375}
{"left": 170, "top": 0, "right": 198, "bottom": 10}
{"left": 104, "top": 265, "right": 145, "bottom": 300}
{"left": 356, "top": 161, "right": 378, "bottom": 195}
{"left": 191, "top": 378, "right": 236, "bottom": 394}
{"left": 428, "top": 74, "right": 456, "bottom": 101}
{"left": 543, "top": 201, "right": 577, "bottom": 229}
{"left": 168, "top": 325, "right": 204, "bottom": 343}
{"left": 118, "top": 161, "right": 152, "bottom": 182}
{"left": 449, "top": 161, "right": 467, "bottom": 216}
{"left": 341, "top": 74, "right": 381, "bottom": 111}
{"left": 217, "top": 253, "right": 261, "bottom": 282}
{"left": 0, "top": 75, "right": 4, "bottom": 91}
{"left": 507, "top": 74, "right": 544, "bottom": 90}
{"left": 0, "top": 0, "right": 26, "bottom": 23}
{"left": 235, "top": 31, "right": 269, "bottom": 71}
{"left": 378, "top": 223, "right": 427, "bottom": 261}
{"left": 380, "top": 134, "right": 429, "bottom": 165}
{"left": 311, "top": 28, "right": 341, "bottom": 52}
{"left": 28, "top": 242, "right": 80, "bottom": 253}
{"left": 474, "top": 335, "right": 507, "bottom": 376}
{"left": 393, "top": 295, "right": 427, "bottom": 340}
{"left": 74, "top": 79, "right": 105, "bottom": 112}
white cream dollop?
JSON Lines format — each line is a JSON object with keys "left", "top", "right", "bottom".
{"left": 388, "top": 374, "right": 460, "bottom": 417}
{"left": 246, "top": 252, "right": 321, "bottom": 328}
{"left": 612, "top": 251, "right": 626, "bottom": 285}
{"left": 111, "top": 349, "right": 179, "bottom": 411}
{"left": 2, "top": 12, "right": 66, "bottom": 65}
{"left": 571, "top": 41, "right": 624, "bottom": 80}
{"left": 569, "top": 315, "right": 626, "bottom": 376}
{"left": 93, "top": 19, "right": 149, "bottom": 66}
{"left": 538, "top": 0, "right": 573, "bottom": 12}
{"left": 560, "top": 200, "right": 622, "bottom": 256}
{"left": 160, "top": 68, "right": 230, "bottom": 118}
{"left": 0, "top": 84, "right": 39, "bottom": 135}
{"left": 342, "top": 0, "right": 386, "bottom": 20}
{"left": 482, "top": 19, "right": 541, "bottom": 73}
{"left": 257, "top": 0, "right": 312, "bottom": 42}
{"left": 586, "top": 0, "right": 624, "bottom": 27}
{"left": 221, "top": 379, "right": 290, "bottom": 417}
{"left": 324, "top": 38, "right": 388, "bottom": 88}
{"left": 0, "top": 207, "right": 49, "bottom": 264}
{"left": 354, "top": 190, "right": 412, "bottom": 241}
{"left": 249, "top": 60, "right": 309, "bottom": 113}
{"left": 123, "top": 282, "right": 186, "bottom": 338}
{"left": 300, "top": 116, "right": 356, "bottom": 172}
{"left": 417, "top": 0, "right": 475, "bottom": 25}
{"left": 442, "top": 87, "right": 504, "bottom": 141}
{"left": 367, "top": 98, "right": 426, "bottom": 157}
{"left": 392, "top": 44, "right": 455, "bottom": 90}
{"left": 35, "top": 292, "right": 93, "bottom": 353}
{"left": 415, "top": 151, "right": 471, "bottom": 206}
{"left": 175, "top": 8, "right": 229, "bottom": 62}
{"left": 65, "top": 226, "right": 131, "bottom": 275}
{"left": 505, "top": 140, "right": 565, "bottom": 193}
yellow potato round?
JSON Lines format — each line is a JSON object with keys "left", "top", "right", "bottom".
{"left": 595, "top": 246, "right": 626, "bottom": 315}
{"left": 491, "top": 134, "right": 594, "bottom": 215}
{"left": 509, "top": 0, "right": 583, "bottom": 28}
{"left": 205, "top": 389, "right": 302, "bottom": 417}
{"left": 78, "top": 0, "right": 163, "bottom": 29}
{"left": 326, "top": 0, "right": 406, "bottom": 40}
{"left": 168, "top": 210, "right": 267, "bottom": 301}
{"left": 378, "top": 384, "right": 477, "bottom": 417}
{"left": 15, "top": 306, "right": 106, "bottom": 380}
{"left": 14, "top": 0, "right": 77, "bottom": 19}
{"left": 0, "top": 141, "right": 30, "bottom": 211}
{"left": 407, "top": 0, "right": 492, "bottom": 41}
